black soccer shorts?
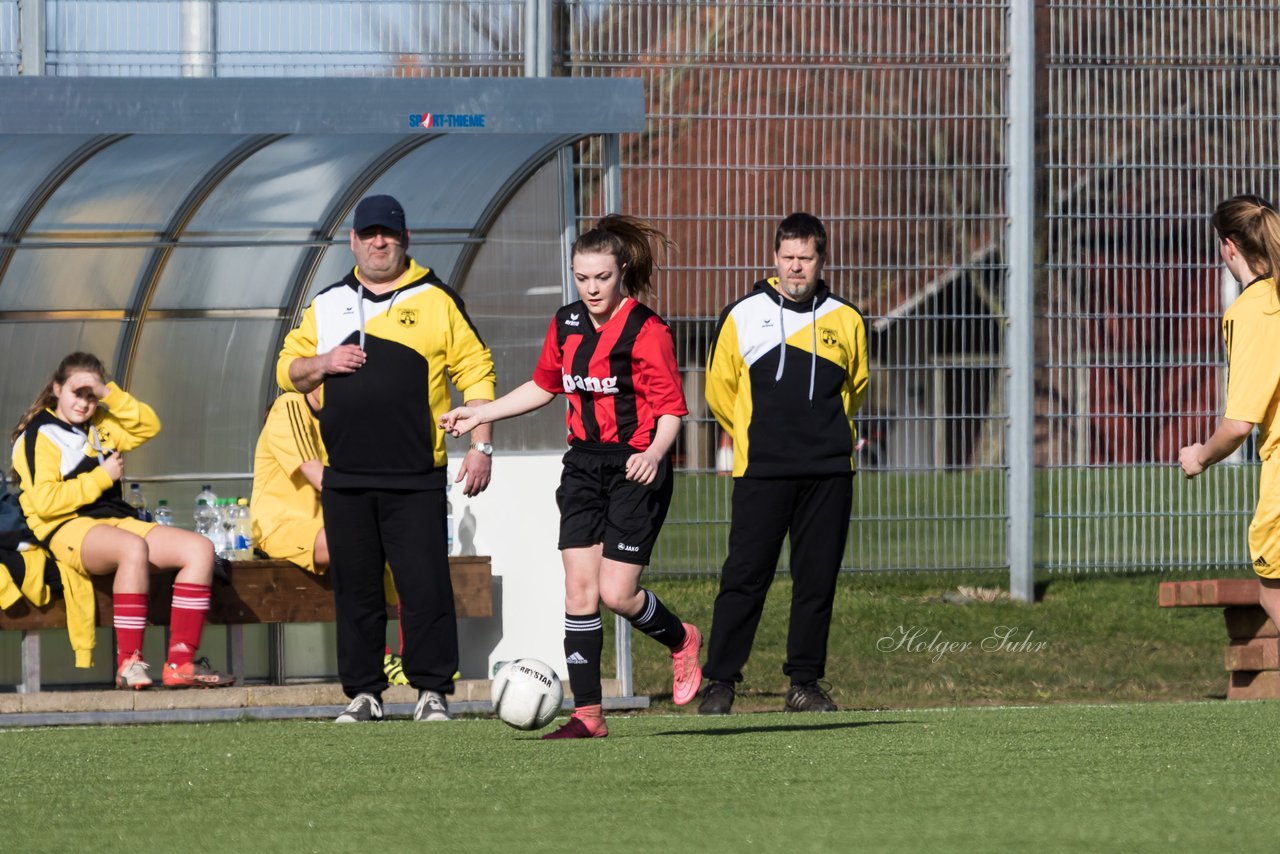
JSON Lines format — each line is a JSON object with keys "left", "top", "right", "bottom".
{"left": 555, "top": 444, "right": 674, "bottom": 566}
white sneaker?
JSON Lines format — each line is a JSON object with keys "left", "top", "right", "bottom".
{"left": 115, "top": 653, "right": 152, "bottom": 690}
{"left": 335, "top": 692, "right": 383, "bottom": 723}
{"left": 414, "top": 690, "right": 451, "bottom": 721}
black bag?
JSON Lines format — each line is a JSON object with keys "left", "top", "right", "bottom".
{"left": 0, "top": 478, "right": 35, "bottom": 551}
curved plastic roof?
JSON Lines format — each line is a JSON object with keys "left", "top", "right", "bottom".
{"left": 0, "top": 77, "right": 642, "bottom": 478}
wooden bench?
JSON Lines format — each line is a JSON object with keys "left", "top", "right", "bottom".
{"left": 1157, "top": 578, "right": 1280, "bottom": 700}
{"left": 0, "top": 556, "right": 492, "bottom": 693}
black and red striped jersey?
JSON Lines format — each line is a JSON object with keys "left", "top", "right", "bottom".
{"left": 532, "top": 297, "right": 687, "bottom": 451}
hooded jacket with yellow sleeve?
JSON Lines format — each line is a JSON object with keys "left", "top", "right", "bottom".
{"left": 276, "top": 258, "right": 496, "bottom": 490}
{"left": 706, "top": 278, "right": 869, "bottom": 478}
{"left": 10, "top": 382, "right": 161, "bottom": 667}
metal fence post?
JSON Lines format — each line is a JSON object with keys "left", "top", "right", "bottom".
{"left": 1007, "top": 0, "right": 1036, "bottom": 603}
{"left": 180, "top": 0, "right": 216, "bottom": 78}
{"left": 17, "top": 0, "right": 45, "bottom": 76}
{"left": 599, "top": 131, "right": 634, "bottom": 696}
{"left": 525, "top": 0, "right": 553, "bottom": 78}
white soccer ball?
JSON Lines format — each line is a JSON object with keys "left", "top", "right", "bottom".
{"left": 491, "top": 658, "right": 563, "bottom": 731}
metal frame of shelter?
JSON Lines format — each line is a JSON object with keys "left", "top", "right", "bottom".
{"left": 0, "top": 75, "right": 646, "bottom": 704}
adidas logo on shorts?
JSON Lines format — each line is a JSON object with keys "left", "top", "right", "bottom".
{"left": 1255, "top": 555, "right": 1270, "bottom": 569}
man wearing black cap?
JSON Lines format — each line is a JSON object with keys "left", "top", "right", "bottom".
{"left": 276, "top": 194, "right": 497, "bottom": 723}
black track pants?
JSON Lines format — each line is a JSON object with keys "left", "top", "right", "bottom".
{"left": 703, "top": 475, "right": 853, "bottom": 686}
{"left": 322, "top": 486, "right": 457, "bottom": 697}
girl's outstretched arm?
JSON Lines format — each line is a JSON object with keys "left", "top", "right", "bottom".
{"left": 440, "top": 380, "right": 556, "bottom": 437}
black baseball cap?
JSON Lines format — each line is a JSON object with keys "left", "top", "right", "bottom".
{"left": 353, "top": 195, "right": 406, "bottom": 234}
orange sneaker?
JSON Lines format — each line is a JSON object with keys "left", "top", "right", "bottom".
{"left": 115, "top": 653, "right": 153, "bottom": 690}
{"left": 541, "top": 715, "right": 609, "bottom": 739}
{"left": 670, "top": 622, "right": 703, "bottom": 705}
{"left": 162, "top": 657, "right": 236, "bottom": 688}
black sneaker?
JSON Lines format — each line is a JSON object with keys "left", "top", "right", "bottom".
{"left": 335, "top": 692, "right": 384, "bottom": 723}
{"left": 784, "top": 682, "right": 837, "bottom": 713}
{"left": 698, "top": 680, "right": 735, "bottom": 715}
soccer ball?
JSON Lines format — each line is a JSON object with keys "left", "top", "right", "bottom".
{"left": 491, "top": 658, "right": 563, "bottom": 731}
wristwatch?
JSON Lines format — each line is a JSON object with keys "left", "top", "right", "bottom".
{"left": 471, "top": 442, "right": 493, "bottom": 456}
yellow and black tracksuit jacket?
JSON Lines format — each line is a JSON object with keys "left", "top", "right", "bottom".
{"left": 0, "top": 548, "right": 53, "bottom": 611}
{"left": 706, "top": 278, "right": 869, "bottom": 478}
{"left": 10, "top": 383, "right": 161, "bottom": 666}
{"left": 276, "top": 258, "right": 496, "bottom": 489}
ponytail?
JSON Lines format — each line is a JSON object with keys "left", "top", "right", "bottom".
{"left": 10, "top": 352, "right": 108, "bottom": 445}
{"left": 1212, "top": 194, "right": 1280, "bottom": 296}
{"left": 1258, "top": 207, "right": 1280, "bottom": 292}
{"left": 571, "top": 214, "right": 674, "bottom": 301}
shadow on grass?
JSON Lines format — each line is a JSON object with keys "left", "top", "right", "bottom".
{"left": 653, "top": 719, "right": 911, "bottom": 737}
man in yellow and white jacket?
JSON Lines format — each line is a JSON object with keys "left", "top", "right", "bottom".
{"left": 277, "top": 195, "right": 495, "bottom": 723}
{"left": 700, "top": 212, "right": 868, "bottom": 716}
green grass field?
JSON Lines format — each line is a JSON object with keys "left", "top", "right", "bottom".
{"left": 5, "top": 701, "right": 1277, "bottom": 853}
{"left": 5, "top": 570, "right": 1272, "bottom": 852}
{"left": 619, "top": 571, "right": 1237, "bottom": 710}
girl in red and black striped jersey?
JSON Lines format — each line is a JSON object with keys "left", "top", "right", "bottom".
{"left": 440, "top": 215, "right": 703, "bottom": 739}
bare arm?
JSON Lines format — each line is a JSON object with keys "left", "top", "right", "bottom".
{"left": 299, "top": 459, "right": 324, "bottom": 492}
{"left": 455, "top": 397, "right": 496, "bottom": 497}
{"left": 1179, "top": 417, "right": 1255, "bottom": 478}
{"left": 625, "top": 413, "right": 682, "bottom": 485}
{"left": 440, "top": 380, "right": 556, "bottom": 436}
{"left": 287, "top": 346, "right": 367, "bottom": 394}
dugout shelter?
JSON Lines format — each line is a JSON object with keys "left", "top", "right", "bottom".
{"left": 0, "top": 75, "right": 643, "bottom": 695}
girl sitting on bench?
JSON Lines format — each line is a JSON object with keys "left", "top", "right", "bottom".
{"left": 10, "top": 352, "right": 233, "bottom": 690}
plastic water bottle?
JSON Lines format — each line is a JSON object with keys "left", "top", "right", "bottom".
{"left": 154, "top": 499, "right": 173, "bottom": 527}
{"left": 232, "top": 498, "right": 253, "bottom": 560}
{"left": 194, "top": 498, "right": 215, "bottom": 542}
{"left": 445, "top": 486, "right": 454, "bottom": 555}
{"left": 458, "top": 506, "right": 476, "bottom": 556}
{"left": 215, "top": 498, "right": 235, "bottom": 559}
{"left": 194, "top": 483, "right": 217, "bottom": 526}
{"left": 127, "top": 483, "right": 151, "bottom": 522}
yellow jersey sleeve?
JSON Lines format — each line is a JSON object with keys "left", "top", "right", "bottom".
{"left": 277, "top": 305, "right": 319, "bottom": 393}
{"left": 93, "top": 383, "right": 161, "bottom": 451}
{"left": 446, "top": 298, "right": 497, "bottom": 402}
{"left": 705, "top": 310, "right": 742, "bottom": 434}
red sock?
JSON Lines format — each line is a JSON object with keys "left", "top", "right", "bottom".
{"left": 113, "top": 592, "right": 149, "bottom": 668}
{"left": 168, "top": 582, "right": 210, "bottom": 666}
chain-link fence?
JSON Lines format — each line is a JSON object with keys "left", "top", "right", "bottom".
{"left": 3, "top": 0, "right": 1272, "bottom": 578}
{"left": 38, "top": 0, "right": 526, "bottom": 76}
{"left": 1040, "top": 0, "right": 1279, "bottom": 572}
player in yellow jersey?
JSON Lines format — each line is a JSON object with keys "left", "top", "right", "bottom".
{"left": 251, "top": 390, "right": 329, "bottom": 574}
{"left": 11, "top": 352, "right": 233, "bottom": 688}
{"left": 1180, "top": 194, "right": 1280, "bottom": 631}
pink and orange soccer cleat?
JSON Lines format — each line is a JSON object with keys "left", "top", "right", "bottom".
{"left": 542, "top": 715, "right": 609, "bottom": 740}
{"left": 670, "top": 622, "right": 703, "bottom": 705}
{"left": 162, "top": 657, "right": 236, "bottom": 688}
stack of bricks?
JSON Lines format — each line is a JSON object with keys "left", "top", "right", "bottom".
{"left": 1158, "top": 578, "right": 1280, "bottom": 700}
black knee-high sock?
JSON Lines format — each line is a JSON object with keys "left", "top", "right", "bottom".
{"left": 563, "top": 611, "right": 603, "bottom": 707}
{"left": 627, "top": 589, "right": 687, "bottom": 649}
